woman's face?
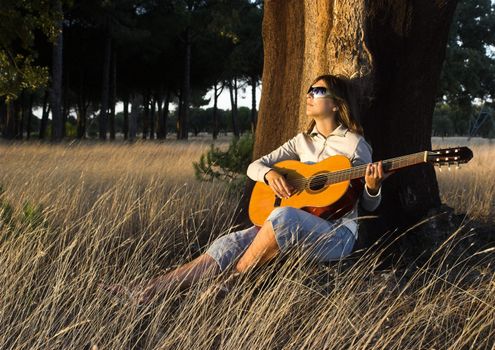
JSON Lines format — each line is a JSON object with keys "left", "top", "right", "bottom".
{"left": 306, "top": 79, "right": 338, "bottom": 119}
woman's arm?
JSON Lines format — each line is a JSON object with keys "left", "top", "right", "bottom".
{"left": 246, "top": 135, "right": 300, "bottom": 183}
{"left": 351, "top": 138, "right": 383, "bottom": 212}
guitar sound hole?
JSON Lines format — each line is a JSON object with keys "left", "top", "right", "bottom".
{"left": 308, "top": 173, "right": 328, "bottom": 191}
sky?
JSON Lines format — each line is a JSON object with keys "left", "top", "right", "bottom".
{"left": 201, "top": 83, "right": 262, "bottom": 111}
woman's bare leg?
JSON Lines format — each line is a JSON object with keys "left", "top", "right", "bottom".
{"left": 149, "top": 253, "right": 221, "bottom": 291}
{"left": 234, "top": 220, "right": 279, "bottom": 273}
{"left": 137, "top": 253, "right": 222, "bottom": 303}
{"left": 101, "top": 253, "right": 221, "bottom": 303}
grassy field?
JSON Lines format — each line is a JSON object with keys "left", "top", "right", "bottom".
{"left": 0, "top": 137, "right": 493, "bottom": 349}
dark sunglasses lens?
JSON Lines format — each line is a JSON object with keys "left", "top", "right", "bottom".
{"left": 307, "top": 86, "right": 328, "bottom": 96}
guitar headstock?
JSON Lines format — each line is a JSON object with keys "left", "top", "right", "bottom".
{"left": 428, "top": 146, "right": 473, "bottom": 171}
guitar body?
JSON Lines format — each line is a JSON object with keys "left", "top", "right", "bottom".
{"left": 248, "top": 155, "right": 363, "bottom": 227}
{"left": 247, "top": 146, "right": 473, "bottom": 227}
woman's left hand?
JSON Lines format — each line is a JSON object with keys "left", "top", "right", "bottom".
{"left": 365, "top": 161, "right": 392, "bottom": 195}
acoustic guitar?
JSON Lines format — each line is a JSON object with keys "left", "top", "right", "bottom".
{"left": 248, "top": 147, "right": 473, "bottom": 226}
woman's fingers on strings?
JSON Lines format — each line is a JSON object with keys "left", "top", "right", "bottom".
{"left": 281, "top": 180, "right": 292, "bottom": 197}
{"left": 272, "top": 181, "right": 284, "bottom": 198}
{"left": 275, "top": 179, "right": 290, "bottom": 198}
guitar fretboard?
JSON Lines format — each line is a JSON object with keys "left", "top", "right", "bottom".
{"left": 325, "top": 151, "right": 426, "bottom": 185}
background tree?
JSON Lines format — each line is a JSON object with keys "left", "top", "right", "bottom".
{"left": 435, "top": 0, "right": 495, "bottom": 136}
{"left": 0, "top": 0, "right": 60, "bottom": 139}
{"left": 50, "top": 0, "right": 64, "bottom": 142}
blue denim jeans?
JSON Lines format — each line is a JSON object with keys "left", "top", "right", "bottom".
{"left": 205, "top": 206, "right": 356, "bottom": 272}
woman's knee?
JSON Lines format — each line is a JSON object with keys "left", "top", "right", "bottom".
{"left": 267, "top": 206, "right": 299, "bottom": 222}
{"left": 266, "top": 207, "right": 302, "bottom": 253}
{"left": 201, "top": 253, "right": 222, "bottom": 273}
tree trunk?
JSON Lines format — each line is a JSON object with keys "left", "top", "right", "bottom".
{"left": 50, "top": 0, "right": 64, "bottom": 142}
{"left": 163, "top": 90, "right": 170, "bottom": 139}
{"left": 0, "top": 98, "right": 5, "bottom": 137}
{"left": 176, "top": 89, "right": 182, "bottom": 139}
{"left": 244, "top": 0, "right": 457, "bottom": 261}
{"left": 20, "top": 91, "right": 27, "bottom": 140}
{"left": 250, "top": 75, "right": 258, "bottom": 134}
{"left": 4, "top": 100, "right": 14, "bottom": 139}
{"left": 150, "top": 97, "right": 156, "bottom": 139}
{"left": 76, "top": 102, "right": 87, "bottom": 139}
{"left": 228, "top": 77, "right": 240, "bottom": 138}
{"left": 142, "top": 92, "right": 149, "bottom": 140}
{"left": 62, "top": 81, "right": 68, "bottom": 138}
{"left": 178, "top": 27, "right": 191, "bottom": 140}
{"left": 26, "top": 94, "right": 33, "bottom": 140}
{"left": 39, "top": 89, "right": 50, "bottom": 139}
{"left": 14, "top": 98, "right": 22, "bottom": 139}
{"left": 129, "top": 94, "right": 139, "bottom": 142}
{"left": 109, "top": 50, "right": 117, "bottom": 140}
{"left": 212, "top": 82, "right": 222, "bottom": 140}
{"left": 100, "top": 20, "right": 111, "bottom": 141}
{"left": 123, "top": 94, "right": 129, "bottom": 140}
{"left": 156, "top": 93, "right": 163, "bottom": 139}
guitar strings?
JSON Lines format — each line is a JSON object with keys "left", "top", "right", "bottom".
{"left": 283, "top": 153, "right": 424, "bottom": 190}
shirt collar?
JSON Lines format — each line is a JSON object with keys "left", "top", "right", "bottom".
{"left": 310, "top": 123, "right": 348, "bottom": 138}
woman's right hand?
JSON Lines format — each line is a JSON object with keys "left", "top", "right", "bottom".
{"left": 264, "top": 170, "right": 294, "bottom": 199}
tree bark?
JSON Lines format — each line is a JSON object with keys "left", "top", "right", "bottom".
{"left": 244, "top": 0, "right": 457, "bottom": 259}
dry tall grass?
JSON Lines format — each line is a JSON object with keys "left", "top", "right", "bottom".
{"left": 0, "top": 138, "right": 493, "bottom": 349}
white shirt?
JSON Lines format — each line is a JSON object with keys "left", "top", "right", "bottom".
{"left": 246, "top": 123, "right": 382, "bottom": 239}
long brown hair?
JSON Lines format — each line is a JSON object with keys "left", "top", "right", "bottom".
{"left": 304, "top": 74, "right": 364, "bottom": 136}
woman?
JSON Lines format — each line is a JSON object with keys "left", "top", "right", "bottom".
{"left": 101, "top": 74, "right": 389, "bottom": 303}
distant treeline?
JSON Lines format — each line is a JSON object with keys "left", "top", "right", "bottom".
{"left": 1, "top": 0, "right": 494, "bottom": 141}
{"left": 24, "top": 106, "right": 257, "bottom": 139}
{"left": 0, "top": 0, "right": 262, "bottom": 141}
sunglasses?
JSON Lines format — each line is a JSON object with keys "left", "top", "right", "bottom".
{"left": 307, "top": 86, "right": 334, "bottom": 99}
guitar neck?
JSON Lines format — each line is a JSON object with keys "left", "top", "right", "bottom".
{"left": 328, "top": 151, "right": 427, "bottom": 184}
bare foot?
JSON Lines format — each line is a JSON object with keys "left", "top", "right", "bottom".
{"left": 132, "top": 282, "right": 159, "bottom": 304}
{"left": 200, "top": 271, "right": 241, "bottom": 302}
{"left": 98, "top": 282, "right": 132, "bottom": 300}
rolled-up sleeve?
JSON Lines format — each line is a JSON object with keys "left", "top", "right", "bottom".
{"left": 247, "top": 135, "right": 299, "bottom": 183}
{"left": 351, "top": 137, "right": 382, "bottom": 212}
